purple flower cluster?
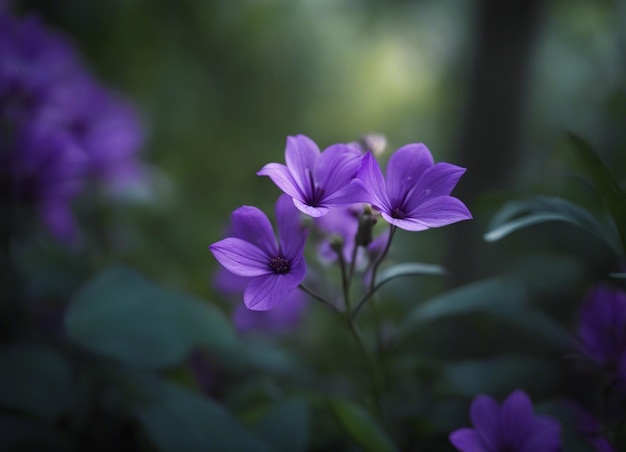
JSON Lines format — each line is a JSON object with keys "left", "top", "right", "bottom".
{"left": 210, "top": 134, "right": 471, "bottom": 312}
{"left": 577, "top": 285, "right": 626, "bottom": 380}
{"left": 1, "top": 12, "right": 143, "bottom": 242}
{"left": 450, "top": 389, "right": 562, "bottom": 452}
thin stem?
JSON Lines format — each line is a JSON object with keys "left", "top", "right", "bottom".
{"left": 298, "top": 283, "right": 342, "bottom": 314}
{"left": 336, "top": 249, "right": 351, "bottom": 312}
{"left": 346, "top": 313, "right": 383, "bottom": 416}
{"left": 352, "top": 225, "right": 397, "bottom": 320}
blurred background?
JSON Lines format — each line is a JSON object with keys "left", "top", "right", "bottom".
{"left": 4, "top": 0, "right": 626, "bottom": 450}
{"left": 16, "top": 0, "right": 626, "bottom": 291}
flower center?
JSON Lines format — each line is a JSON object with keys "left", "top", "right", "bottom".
{"left": 269, "top": 256, "right": 290, "bottom": 274}
{"left": 391, "top": 207, "right": 405, "bottom": 219}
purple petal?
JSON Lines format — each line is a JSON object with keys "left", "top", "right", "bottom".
{"left": 275, "top": 194, "right": 307, "bottom": 259}
{"left": 314, "top": 144, "right": 362, "bottom": 197}
{"left": 449, "top": 428, "right": 489, "bottom": 452}
{"left": 405, "top": 196, "right": 472, "bottom": 227}
{"left": 385, "top": 143, "right": 433, "bottom": 203}
{"left": 39, "top": 199, "right": 79, "bottom": 244}
{"left": 292, "top": 198, "right": 329, "bottom": 217}
{"left": 285, "top": 134, "right": 320, "bottom": 196}
{"left": 470, "top": 395, "right": 501, "bottom": 451}
{"left": 500, "top": 390, "right": 534, "bottom": 448}
{"left": 323, "top": 181, "right": 368, "bottom": 207}
{"left": 213, "top": 267, "right": 248, "bottom": 296}
{"left": 414, "top": 162, "right": 467, "bottom": 199}
{"left": 519, "top": 416, "right": 562, "bottom": 452}
{"left": 379, "top": 212, "right": 429, "bottom": 231}
{"left": 354, "top": 153, "right": 389, "bottom": 211}
{"left": 210, "top": 238, "right": 271, "bottom": 277}
{"left": 257, "top": 162, "right": 304, "bottom": 201}
{"left": 244, "top": 262, "right": 305, "bottom": 310}
{"left": 230, "top": 206, "right": 278, "bottom": 256}
{"left": 233, "top": 289, "right": 307, "bottom": 333}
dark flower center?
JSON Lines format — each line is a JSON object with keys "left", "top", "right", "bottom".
{"left": 391, "top": 207, "right": 405, "bottom": 219}
{"left": 305, "top": 168, "right": 325, "bottom": 207}
{"left": 269, "top": 256, "right": 290, "bottom": 274}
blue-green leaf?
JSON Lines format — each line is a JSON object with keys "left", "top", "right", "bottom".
{"left": 398, "top": 278, "right": 525, "bottom": 338}
{"left": 329, "top": 399, "right": 396, "bottom": 452}
{"left": 567, "top": 132, "right": 626, "bottom": 254}
{"left": 253, "top": 399, "right": 309, "bottom": 452}
{"left": 484, "top": 196, "right": 621, "bottom": 256}
{"left": 127, "top": 376, "right": 269, "bottom": 452}
{"left": 375, "top": 262, "right": 447, "bottom": 289}
{"left": 0, "top": 346, "right": 73, "bottom": 421}
{"left": 440, "top": 355, "right": 558, "bottom": 398}
{"left": 610, "top": 272, "right": 626, "bottom": 279}
{"left": 65, "top": 266, "right": 240, "bottom": 370}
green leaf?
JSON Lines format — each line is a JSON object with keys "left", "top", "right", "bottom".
{"left": 568, "top": 132, "right": 626, "bottom": 254}
{"left": 0, "top": 346, "right": 73, "bottom": 421}
{"left": 375, "top": 262, "right": 447, "bottom": 289}
{"left": 127, "top": 375, "right": 269, "bottom": 452}
{"left": 253, "top": 399, "right": 309, "bottom": 452}
{"left": 484, "top": 196, "right": 621, "bottom": 256}
{"left": 65, "top": 266, "right": 240, "bottom": 370}
{"left": 440, "top": 355, "right": 558, "bottom": 398}
{"left": 329, "top": 399, "right": 396, "bottom": 452}
{"left": 398, "top": 278, "right": 525, "bottom": 339}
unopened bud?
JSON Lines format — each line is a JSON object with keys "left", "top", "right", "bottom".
{"left": 329, "top": 234, "right": 344, "bottom": 255}
{"left": 355, "top": 210, "right": 377, "bottom": 247}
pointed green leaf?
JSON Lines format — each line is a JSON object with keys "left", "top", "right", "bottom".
{"left": 484, "top": 196, "right": 622, "bottom": 256}
{"left": 65, "top": 266, "right": 240, "bottom": 370}
{"left": 329, "top": 399, "right": 396, "bottom": 452}
{"left": 375, "top": 262, "right": 447, "bottom": 289}
{"left": 440, "top": 355, "right": 558, "bottom": 398}
{"left": 253, "top": 399, "right": 309, "bottom": 452}
{"left": 399, "top": 278, "right": 525, "bottom": 339}
{"left": 568, "top": 132, "right": 626, "bottom": 254}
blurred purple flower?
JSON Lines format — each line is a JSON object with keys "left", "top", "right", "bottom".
{"left": 314, "top": 204, "right": 388, "bottom": 267}
{"left": 569, "top": 403, "right": 616, "bottom": 452}
{"left": 449, "top": 389, "right": 562, "bottom": 452}
{"left": 257, "top": 134, "right": 362, "bottom": 217}
{"left": 577, "top": 285, "right": 626, "bottom": 379}
{"left": 214, "top": 266, "right": 307, "bottom": 333}
{"left": 0, "top": 12, "right": 144, "bottom": 242}
{"left": 351, "top": 144, "right": 472, "bottom": 231}
{"left": 209, "top": 194, "right": 308, "bottom": 311}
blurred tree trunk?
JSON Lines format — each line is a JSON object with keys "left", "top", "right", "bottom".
{"left": 446, "top": 0, "right": 545, "bottom": 285}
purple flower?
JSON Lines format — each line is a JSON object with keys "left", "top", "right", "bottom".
{"left": 214, "top": 266, "right": 307, "bottom": 333}
{"left": 257, "top": 134, "right": 362, "bottom": 217}
{"left": 577, "top": 285, "right": 626, "bottom": 379}
{"left": 569, "top": 403, "right": 616, "bottom": 452}
{"left": 209, "top": 194, "right": 308, "bottom": 311}
{"left": 1, "top": 12, "right": 144, "bottom": 242}
{"left": 351, "top": 144, "right": 472, "bottom": 231}
{"left": 450, "top": 389, "right": 562, "bottom": 452}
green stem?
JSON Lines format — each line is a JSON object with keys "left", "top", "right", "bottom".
{"left": 352, "top": 225, "right": 396, "bottom": 320}
{"left": 298, "top": 283, "right": 342, "bottom": 314}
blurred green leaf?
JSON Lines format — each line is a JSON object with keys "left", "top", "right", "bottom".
{"left": 399, "top": 278, "right": 525, "bottom": 338}
{"left": 0, "top": 415, "right": 72, "bottom": 452}
{"left": 329, "top": 399, "right": 396, "bottom": 452}
{"left": 65, "top": 266, "right": 240, "bottom": 370}
{"left": 568, "top": 132, "right": 626, "bottom": 255}
{"left": 440, "top": 355, "right": 558, "bottom": 398}
{"left": 252, "top": 399, "right": 309, "bottom": 452}
{"left": 484, "top": 196, "right": 621, "bottom": 256}
{"left": 610, "top": 272, "right": 626, "bottom": 279}
{"left": 126, "top": 376, "right": 269, "bottom": 452}
{"left": 375, "top": 262, "right": 447, "bottom": 289}
{"left": 0, "top": 346, "right": 73, "bottom": 421}
{"left": 398, "top": 277, "right": 572, "bottom": 350}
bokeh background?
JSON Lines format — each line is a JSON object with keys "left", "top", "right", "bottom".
{"left": 4, "top": 0, "right": 626, "bottom": 450}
